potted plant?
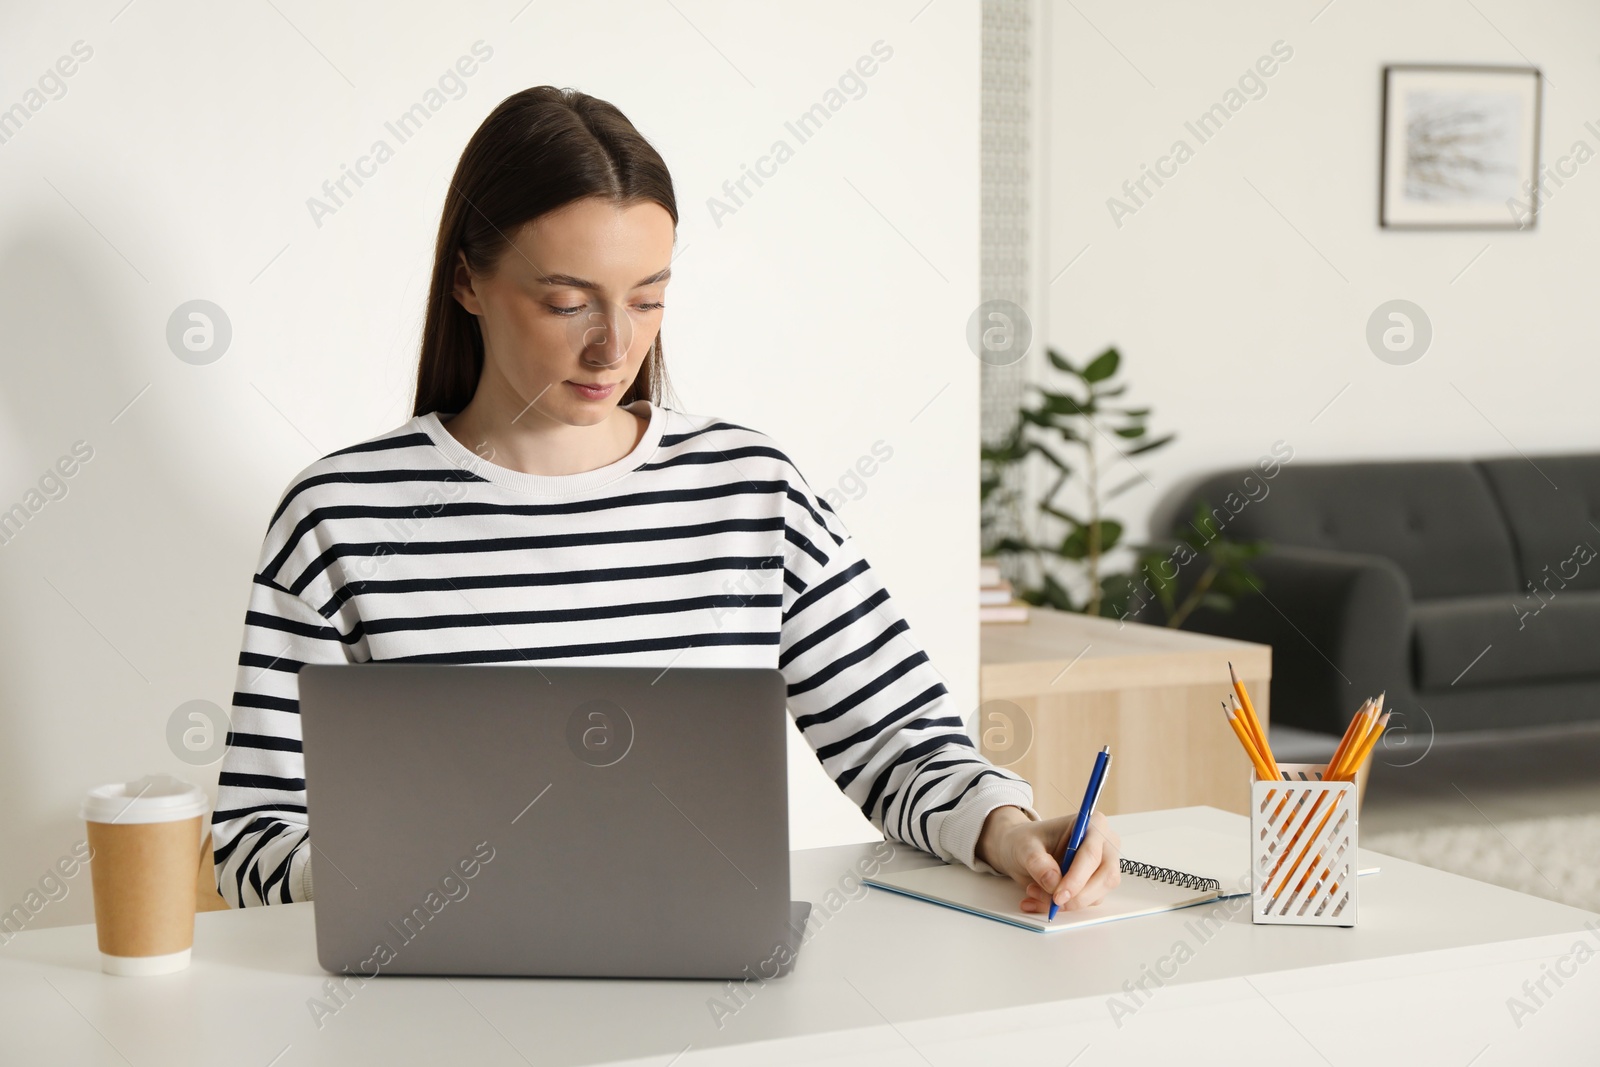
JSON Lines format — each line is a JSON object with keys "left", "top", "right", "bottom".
{"left": 980, "top": 345, "right": 1263, "bottom": 626}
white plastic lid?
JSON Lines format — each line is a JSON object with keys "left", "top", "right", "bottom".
{"left": 80, "top": 773, "right": 207, "bottom": 825}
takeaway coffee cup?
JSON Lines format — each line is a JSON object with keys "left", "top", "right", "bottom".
{"left": 80, "top": 773, "right": 207, "bottom": 976}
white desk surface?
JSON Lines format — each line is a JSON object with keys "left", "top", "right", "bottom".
{"left": 3, "top": 806, "right": 1597, "bottom": 1065}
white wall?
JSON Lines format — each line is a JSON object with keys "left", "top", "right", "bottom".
{"left": 1041, "top": 0, "right": 1600, "bottom": 554}
{"left": 0, "top": 0, "right": 979, "bottom": 930}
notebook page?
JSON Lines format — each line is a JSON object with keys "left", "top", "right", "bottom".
{"left": 866, "top": 860, "right": 1216, "bottom": 934}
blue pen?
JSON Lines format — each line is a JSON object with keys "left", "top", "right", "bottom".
{"left": 1048, "top": 744, "right": 1112, "bottom": 921}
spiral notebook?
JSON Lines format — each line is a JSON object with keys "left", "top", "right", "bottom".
{"left": 864, "top": 822, "right": 1381, "bottom": 933}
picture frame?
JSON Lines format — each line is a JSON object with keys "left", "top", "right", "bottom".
{"left": 1379, "top": 64, "right": 1542, "bottom": 230}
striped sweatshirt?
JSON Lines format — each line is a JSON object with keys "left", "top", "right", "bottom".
{"left": 212, "top": 399, "right": 1038, "bottom": 907}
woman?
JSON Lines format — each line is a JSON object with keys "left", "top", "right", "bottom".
{"left": 211, "top": 86, "right": 1120, "bottom": 918}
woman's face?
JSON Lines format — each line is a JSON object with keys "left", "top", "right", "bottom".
{"left": 451, "top": 196, "right": 675, "bottom": 425}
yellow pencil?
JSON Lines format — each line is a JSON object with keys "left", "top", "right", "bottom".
{"left": 1223, "top": 701, "right": 1275, "bottom": 781}
{"left": 1334, "top": 711, "right": 1389, "bottom": 782}
{"left": 1264, "top": 790, "right": 1328, "bottom": 890}
{"left": 1335, "top": 693, "right": 1383, "bottom": 775}
{"left": 1232, "top": 692, "right": 1282, "bottom": 781}
{"left": 1228, "top": 663, "right": 1278, "bottom": 778}
{"left": 1332, "top": 707, "right": 1382, "bottom": 780}
{"left": 1324, "top": 698, "right": 1373, "bottom": 779}
{"left": 1272, "top": 803, "right": 1333, "bottom": 900}
{"left": 1273, "top": 809, "right": 1350, "bottom": 902}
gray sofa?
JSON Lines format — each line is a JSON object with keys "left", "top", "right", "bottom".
{"left": 1153, "top": 455, "right": 1600, "bottom": 737}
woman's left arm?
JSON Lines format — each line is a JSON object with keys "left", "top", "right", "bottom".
{"left": 773, "top": 460, "right": 1119, "bottom": 911}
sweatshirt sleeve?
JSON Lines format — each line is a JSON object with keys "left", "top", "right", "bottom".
{"left": 775, "top": 460, "right": 1040, "bottom": 874}
{"left": 211, "top": 566, "right": 355, "bottom": 907}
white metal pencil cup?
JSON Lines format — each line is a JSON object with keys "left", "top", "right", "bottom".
{"left": 1250, "top": 763, "right": 1358, "bottom": 926}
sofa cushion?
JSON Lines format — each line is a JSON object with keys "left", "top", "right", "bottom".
{"left": 1177, "top": 461, "right": 1521, "bottom": 600}
{"left": 1412, "top": 591, "right": 1600, "bottom": 690}
{"left": 1477, "top": 455, "right": 1600, "bottom": 592}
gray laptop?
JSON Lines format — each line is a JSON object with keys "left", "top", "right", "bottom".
{"left": 298, "top": 663, "right": 812, "bottom": 980}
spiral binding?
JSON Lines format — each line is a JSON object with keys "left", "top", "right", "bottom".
{"left": 1119, "top": 857, "right": 1220, "bottom": 893}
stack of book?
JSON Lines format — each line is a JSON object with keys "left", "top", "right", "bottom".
{"left": 979, "top": 556, "right": 1029, "bottom": 624}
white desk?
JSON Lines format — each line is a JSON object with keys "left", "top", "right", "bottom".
{"left": 3, "top": 806, "right": 1597, "bottom": 1065}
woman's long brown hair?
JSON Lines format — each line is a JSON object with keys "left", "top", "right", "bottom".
{"left": 413, "top": 86, "right": 678, "bottom": 417}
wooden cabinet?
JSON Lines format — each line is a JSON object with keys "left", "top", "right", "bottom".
{"left": 979, "top": 609, "right": 1273, "bottom": 817}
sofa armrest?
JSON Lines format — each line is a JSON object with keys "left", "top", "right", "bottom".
{"left": 1176, "top": 545, "right": 1413, "bottom": 735}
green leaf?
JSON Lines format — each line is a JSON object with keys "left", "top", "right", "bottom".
{"left": 1038, "top": 572, "right": 1077, "bottom": 612}
{"left": 1096, "top": 520, "right": 1124, "bottom": 553}
{"left": 1036, "top": 505, "right": 1088, "bottom": 531}
{"left": 1096, "top": 573, "right": 1136, "bottom": 618}
{"left": 1211, "top": 572, "right": 1252, "bottom": 597}
{"left": 1040, "top": 392, "right": 1090, "bottom": 416}
{"left": 1113, "top": 425, "right": 1146, "bottom": 439}
{"left": 1028, "top": 442, "right": 1074, "bottom": 473}
{"left": 981, "top": 439, "right": 1026, "bottom": 463}
{"left": 1101, "top": 572, "right": 1134, "bottom": 592}
{"left": 1082, "top": 347, "right": 1121, "bottom": 382}
{"left": 1186, "top": 501, "right": 1222, "bottom": 541}
{"left": 1126, "top": 432, "right": 1175, "bottom": 456}
{"left": 1059, "top": 526, "right": 1091, "bottom": 560}
{"left": 1105, "top": 472, "right": 1147, "bottom": 500}
{"left": 1046, "top": 418, "right": 1085, "bottom": 441}
{"left": 1019, "top": 408, "right": 1054, "bottom": 428}
{"left": 1045, "top": 348, "right": 1078, "bottom": 375}
{"left": 1040, "top": 503, "right": 1085, "bottom": 526}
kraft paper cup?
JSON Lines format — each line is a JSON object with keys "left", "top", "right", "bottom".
{"left": 80, "top": 774, "right": 207, "bottom": 976}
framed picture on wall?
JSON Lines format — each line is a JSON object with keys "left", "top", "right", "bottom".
{"left": 1380, "top": 64, "right": 1542, "bottom": 230}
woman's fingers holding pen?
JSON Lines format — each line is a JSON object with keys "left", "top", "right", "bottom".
{"left": 1056, "top": 811, "right": 1121, "bottom": 911}
{"left": 1012, "top": 810, "right": 1122, "bottom": 913}
{"left": 1003, "top": 817, "right": 1072, "bottom": 913}
{"left": 1004, "top": 831, "right": 1068, "bottom": 921}
{"left": 1017, "top": 841, "right": 1067, "bottom": 911}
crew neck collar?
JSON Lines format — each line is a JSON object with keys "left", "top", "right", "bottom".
{"left": 418, "top": 399, "right": 664, "bottom": 499}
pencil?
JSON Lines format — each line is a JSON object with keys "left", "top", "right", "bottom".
{"left": 1269, "top": 711, "right": 1356, "bottom": 869}
{"left": 1231, "top": 692, "right": 1282, "bottom": 781}
{"left": 1332, "top": 706, "right": 1383, "bottom": 780}
{"left": 1279, "top": 803, "right": 1352, "bottom": 902}
{"left": 1228, "top": 663, "right": 1278, "bottom": 778}
{"left": 1328, "top": 721, "right": 1362, "bottom": 781}
{"left": 1264, "top": 790, "right": 1328, "bottom": 889}
{"left": 1272, "top": 804, "right": 1333, "bottom": 901}
{"left": 1324, "top": 698, "right": 1373, "bottom": 780}
{"left": 1274, "top": 698, "right": 1383, "bottom": 907}
{"left": 1334, "top": 711, "right": 1389, "bottom": 782}
{"left": 1223, "top": 701, "right": 1274, "bottom": 781}
{"left": 1228, "top": 688, "right": 1278, "bottom": 780}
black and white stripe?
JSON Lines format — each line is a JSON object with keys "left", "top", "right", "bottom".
{"left": 212, "top": 402, "right": 1035, "bottom": 907}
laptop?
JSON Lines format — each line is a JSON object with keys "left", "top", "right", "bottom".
{"left": 298, "top": 663, "right": 812, "bottom": 980}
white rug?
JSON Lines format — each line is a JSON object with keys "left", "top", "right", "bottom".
{"left": 1364, "top": 814, "right": 1600, "bottom": 914}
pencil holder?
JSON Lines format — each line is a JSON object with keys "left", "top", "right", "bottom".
{"left": 1249, "top": 763, "right": 1358, "bottom": 927}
